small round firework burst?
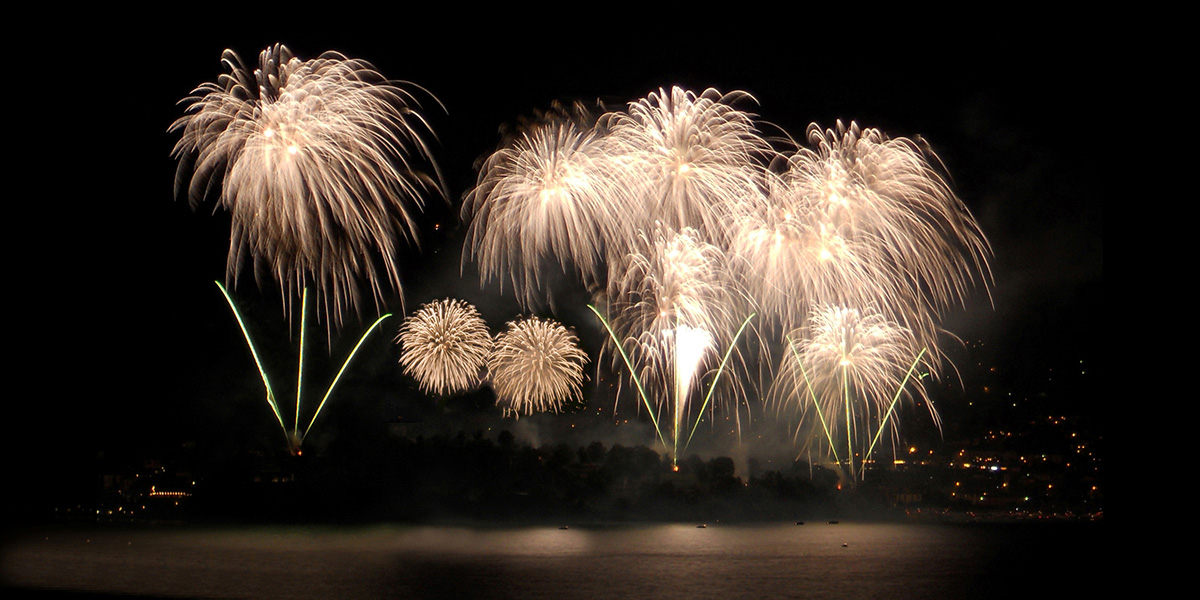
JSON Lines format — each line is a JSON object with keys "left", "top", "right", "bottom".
{"left": 396, "top": 299, "right": 491, "bottom": 396}
{"left": 488, "top": 316, "right": 588, "bottom": 418}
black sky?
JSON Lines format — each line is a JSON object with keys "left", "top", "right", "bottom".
{"left": 16, "top": 15, "right": 1103, "bottom": 505}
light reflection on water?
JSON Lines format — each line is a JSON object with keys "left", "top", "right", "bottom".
{"left": 3, "top": 522, "right": 1103, "bottom": 599}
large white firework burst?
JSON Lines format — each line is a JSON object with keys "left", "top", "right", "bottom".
{"left": 601, "top": 87, "right": 771, "bottom": 249}
{"left": 488, "top": 316, "right": 589, "bottom": 418}
{"left": 463, "top": 105, "right": 629, "bottom": 306}
{"left": 171, "top": 44, "right": 445, "bottom": 324}
{"left": 396, "top": 298, "right": 491, "bottom": 396}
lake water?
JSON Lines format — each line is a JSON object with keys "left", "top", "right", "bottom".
{"left": 3, "top": 521, "right": 1105, "bottom": 599}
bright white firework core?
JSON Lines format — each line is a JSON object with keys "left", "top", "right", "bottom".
{"left": 672, "top": 325, "right": 713, "bottom": 397}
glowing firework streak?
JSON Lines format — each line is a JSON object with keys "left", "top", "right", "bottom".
{"left": 215, "top": 282, "right": 390, "bottom": 453}
{"left": 295, "top": 289, "right": 307, "bottom": 435}
{"left": 784, "top": 335, "right": 840, "bottom": 467}
{"left": 587, "top": 304, "right": 664, "bottom": 446}
{"left": 302, "top": 312, "right": 392, "bottom": 440}
{"left": 173, "top": 44, "right": 445, "bottom": 324}
{"left": 216, "top": 282, "right": 287, "bottom": 442}
{"left": 668, "top": 324, "right": 714, "bottom": 462}
{"left": 488, "top": 316, "right": 588, "bottom": 418}
{"left": 863, "top": 347, "right": 928, "bottom": 468}
{"left": 396, "top": 298, "right": 491, "bottom": 396}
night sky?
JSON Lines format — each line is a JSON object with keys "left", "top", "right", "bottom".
{"left": 15, "top": 16, "right": 1103, "bottom": 511}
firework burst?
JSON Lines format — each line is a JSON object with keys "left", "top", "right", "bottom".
{"left": 604, "top": 227, "right": 753, "bottom": 459}
{"left": 396, "top": 299, "right": 491, "bottom": 396}
{"left": 728, "top": 170, "right": 899, "bottom": 332}
{"left": 768, "top": 121, "right": 991, "bottom": 361}
{"left": 775, "top": 304, "right": 932, "bottom": 480}
{"left": 463, "top": 105, "right": 629, "bottom": 305}
{"left": 609, "top": 227, "right": 739, "bottom": 380}
{"left": 488, "top": 316, "right": 589, "bottom": 418}
{"left": 602, "top": 87, "right": 771, "bottom": 248}
{"left": 458, "top": 88, "right": 992, "bottom": 463}
{"left": 171, "top": 44, "right": 445, "bottom": 324}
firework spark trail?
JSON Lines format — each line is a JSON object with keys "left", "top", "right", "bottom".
{"left": 775, "top": 304, "right": 932, "bottom": 480}
{"left": 587, "top": 304, "right": 665, "bottom": 446}
{"left": 172, "top": 44, "right": 445, "bottom": 325}
{"left": 215, "top": 282, "right": 391, "bottom": 454}
{"left": 488, "top": 316, "right": 589, "bottom": 418}
{"left": 302, "top": 312, "right": 393, "bottom": 444}
{"left": 600, "top": 87, "right": 771, "bottom": 250}
{"left": 215, "top": 282, "right": 288, "bottom": 442}
{"left": 463, "top": 106, "right": 633, "bottom": 306}
{"left": 685, "top": 312, "right": 756, "bottom": 450}
{"left": 396, "top": 299, "right": 492, "bottom": 396}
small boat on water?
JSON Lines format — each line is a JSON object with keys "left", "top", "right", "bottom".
{"left": 559, "top": 526, "right": 569, "bottom": 530}
{"left": 696, "top": 524, "right": 707, "bottom": 529}
{"left": 827, "top": 520, "right": 840, "bottom": 524}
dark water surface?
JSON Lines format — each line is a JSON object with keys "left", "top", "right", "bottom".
{"left": 3, "top": 521, "right": 1105, "bottom": 599}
